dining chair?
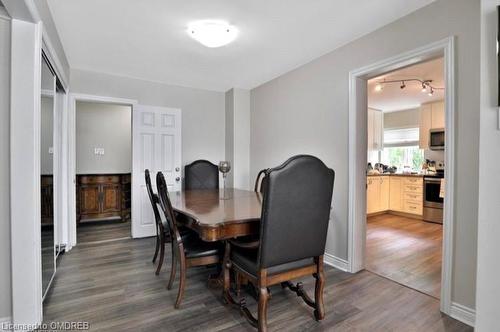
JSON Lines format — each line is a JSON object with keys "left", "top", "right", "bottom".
{"left": 184, "top": 160, "right": 219, "bottom": 190}
{"left": 223, "top": 155, "right": 335, "bottom": 332}
{"left": 156, "top": 171, "right": 222, "bottom": 308}
{"left": 254, "top": 169, "right": 268, "bottom": 193}
{"left": 145, "top": 169, "right": 169, "bottom": 275}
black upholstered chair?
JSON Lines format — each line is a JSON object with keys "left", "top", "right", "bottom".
{"left": 223, "top": 155, "right": 335, "bottom": 332}
{"left": 156, "top": 171, "right": 222, "bottom": 309}
{"left": 184, "top": 160, "right": 219, "bottom": 190}
{"left": 254, "top": 169, "right": 268, "bottom": 193}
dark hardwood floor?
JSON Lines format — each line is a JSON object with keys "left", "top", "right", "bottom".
{"left": 77, "top": 219, "right": 131, "bottom": 244}
{"left": 366, "top": 213, "right": 443, "bottom": 298}
{"left": 43, "top": 234, "right": 469, "bottom": 331}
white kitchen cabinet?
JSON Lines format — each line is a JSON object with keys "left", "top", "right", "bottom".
{"left": 419, "top": 101, "right": 445, "bottom": 149}
{"left": 379, "top": 176, "right": 390, "bottom": 211}
{"left": 369, "top": 175, "right": 424, "bottom": 216}
{"left": 368, "top": 108, "right": 384, "bottom": 152}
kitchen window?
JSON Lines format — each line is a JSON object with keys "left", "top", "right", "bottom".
{"left": 381, "top": 128, "right": 424, "bottom": 171}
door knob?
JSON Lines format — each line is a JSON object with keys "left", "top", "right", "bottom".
{"left": 175, "top": 177, "right": 180, "bottom": 182}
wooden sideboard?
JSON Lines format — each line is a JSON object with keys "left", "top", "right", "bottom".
{"left": 76, "top": 174, "right": 131, "bottom": 223}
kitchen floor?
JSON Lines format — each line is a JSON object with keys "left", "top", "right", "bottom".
{"left": 366, "top": 213, "right": 442, "bottom": 298}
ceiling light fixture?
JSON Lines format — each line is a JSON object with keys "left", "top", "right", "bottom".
{"left": 373, "top": 78, "right": 443, "bottom": 94}
{"left": 187, "top": 20, "right": 238, "bottom": 48}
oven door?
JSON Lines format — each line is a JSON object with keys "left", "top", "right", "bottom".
{"left": 424, "top": 178, "right": 444, "bottom": 208}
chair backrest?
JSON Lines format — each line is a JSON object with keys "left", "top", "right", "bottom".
{"left": 185, "top": 160, "right": 219, "bottom": 190}
{"left": 258, "top": 155, "right": 335, "bottom": 269}
{"left": 254, "top": 169, "right": 268, "bottom": 193}
{"left": 144, "top": 169, "right": 162, "bottom": 227}
{"left": 156, "top": 171, "right": 181, "bottom": 243}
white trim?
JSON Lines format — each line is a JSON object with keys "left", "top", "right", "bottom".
{"left": 324, "top": 253, "right": 349, "bottom": 272}
{"left": 450, "top": 302, "right": 475, "bottom": 327}
{"left": 347, "top": 36, "right": 455, "bottom": 315}
{"left": 10, "top": 18, "right": 43, "bottom": 326}
{"left": 67, "top": 93, "right": 138, "bottom": 249}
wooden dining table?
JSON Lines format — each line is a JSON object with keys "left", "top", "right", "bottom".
{"left": 170, "top": 188, "right": 263, "bottom": 241}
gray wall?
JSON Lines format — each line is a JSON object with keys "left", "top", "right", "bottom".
{"left": 76, "top": 101, "right": 131, "bottom": 174}
{"left": 476, "top": 0, "right": 500, "bottom": 329}
{"left": 225, "top": 90, "right": 234, "bottom": 187}
{"left": 0, "top": 11, "right": 11, "bottom": 319}
{"left": 70, "top": 69, "right": 225, "bottom": 171}
{"left": 250, "top": 0, "right": 479, "bottom": 309}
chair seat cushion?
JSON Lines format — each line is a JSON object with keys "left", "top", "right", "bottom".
{"left": 184, "top": 238, "right": 222, "bottom": 259}
{"left": 231, "top": 247, "right": 314, "bottom": 277}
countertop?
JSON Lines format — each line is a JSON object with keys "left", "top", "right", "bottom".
{"left": 367, "top": 173, "right": 440, "bottom": 177}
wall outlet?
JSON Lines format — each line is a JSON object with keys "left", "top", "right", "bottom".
{"left": 48, "top": 147, "right": 54, "bottom": 154}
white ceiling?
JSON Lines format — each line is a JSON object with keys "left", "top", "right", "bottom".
{"left": 47, "top": 0, "right": 435, "bottom": 92}
{"left": 368, "top": 57, "right": 444, "bottom": 112}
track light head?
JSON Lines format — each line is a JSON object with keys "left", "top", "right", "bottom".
{"left": 428, "top": 87, "right": 434, "bottom": 96}
{"left": 400, "top": 81, "right": 406, "bottom": 89}
{"left": 374, "top": 83, "right": 383, "bottom": 92}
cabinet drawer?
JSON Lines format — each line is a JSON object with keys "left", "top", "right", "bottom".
{"left": 80, "top": 175, "right": 120, "bottom": 184}
{"left": 403, "top": 177, "right": 423, "bottom": 185}
{"left": 403, "top": 200, "right": 423, "bottom": 215}
{"left": 403, "top": 183, "right": 423, "bottom": 193}
{"left": 403, "top": 192, "right": 422, "bottom": 202}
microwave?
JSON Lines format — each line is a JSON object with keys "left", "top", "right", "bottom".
{"left": 429, "top": 128, "right": 445, "bottom": 150}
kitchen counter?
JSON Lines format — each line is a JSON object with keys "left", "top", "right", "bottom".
{"left": 367, "top": 173, "right": 441, "bottom": 177}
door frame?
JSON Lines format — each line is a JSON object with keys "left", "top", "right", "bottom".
{"left": 67, "top": 94, "right": 137, "bottom": 249}
{"left": 347, "top": 36, "right": 455, "bottom": 314}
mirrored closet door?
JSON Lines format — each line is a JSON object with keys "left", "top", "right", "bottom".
{"left": 41, "top": 54, "right": 56, "bottom": 300}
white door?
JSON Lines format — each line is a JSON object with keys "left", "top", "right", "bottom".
{"left": 132, "top": 105, "right": 182, "bottom": 238}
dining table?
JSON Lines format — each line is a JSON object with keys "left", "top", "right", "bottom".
{"left": 169, "top": 188, "right": 263, "bottom": 241}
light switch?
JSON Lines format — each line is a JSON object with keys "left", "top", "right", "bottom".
{"left": 94, "top": 148, "right": 105, "bottom": 155}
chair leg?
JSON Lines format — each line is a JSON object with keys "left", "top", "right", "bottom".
{"left": 258, "top": 287, "right": 269, "bottom": 332}
{"left": 174, "top": 250, "right": 186, "bottom": 309}
{"left": 152, "top": 234, "right": 160, "bottom": 263}
{"left": 314, "top": 256, "right": 326, "bottom": 321}
{"left": 167, "top": 242, "right": 176, "bottom": 290}
{"left": 155, "top": 234, "right": 165, "bottom": 275}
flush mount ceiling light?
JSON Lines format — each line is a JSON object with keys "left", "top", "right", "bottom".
{"left": 187, "top": 20, "right": 238, "bottom": 48}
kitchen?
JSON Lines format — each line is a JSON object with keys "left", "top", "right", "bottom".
{"left": 365, "top": 57, "right": 446, "bottom": 298}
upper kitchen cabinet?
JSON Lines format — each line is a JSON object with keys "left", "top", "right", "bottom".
{"left": 368, "top": 108, "right": 384, "bottom": 152}
{"left": 419, "top": 101, "right": 445, "bottom": 149}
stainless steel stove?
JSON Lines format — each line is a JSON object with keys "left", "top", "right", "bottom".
{"left": 423, "top": 170, "right": 444, "bottom": 224}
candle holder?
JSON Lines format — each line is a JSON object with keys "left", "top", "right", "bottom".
{"left": 218, "top": 161, "right": 231, "bottom": 200}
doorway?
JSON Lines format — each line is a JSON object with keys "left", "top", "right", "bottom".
{"left": 348, "top": 37, "right": 455, "bottom": 314}
{"left": 365, "top": 57, "right": 445, "bottom": 299}
{"left": 74, "top": 100, "right": 132, "bottom": 244}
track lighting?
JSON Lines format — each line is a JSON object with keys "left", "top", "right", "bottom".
{"left": 373, "top": 78, "right": 442, "bottom": 95}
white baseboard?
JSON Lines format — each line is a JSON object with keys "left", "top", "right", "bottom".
{"left": 324, "top": 253, "right": 349, "bottom": 272}
{"left": 0, "top": 316, "right": 12, "bottom": 332}
{"left": 450, "top": 302, "right": 475, "bottom": 327}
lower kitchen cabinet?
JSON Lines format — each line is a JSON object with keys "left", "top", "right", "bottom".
{"left": 367, "top": 175, "right": 423, "bottom": 217}
{"left": 367, "top": 176, "right": 390, "bottom": 214}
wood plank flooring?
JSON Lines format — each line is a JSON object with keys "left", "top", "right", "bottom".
{"left": 43, "top": 234, "right": 469, "bottom": 331}
{"left": 77, "top": 219, "right": 131, "bottom": 244}
{"left": 366, "top": 213, "right": 442, "bottom": 298}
